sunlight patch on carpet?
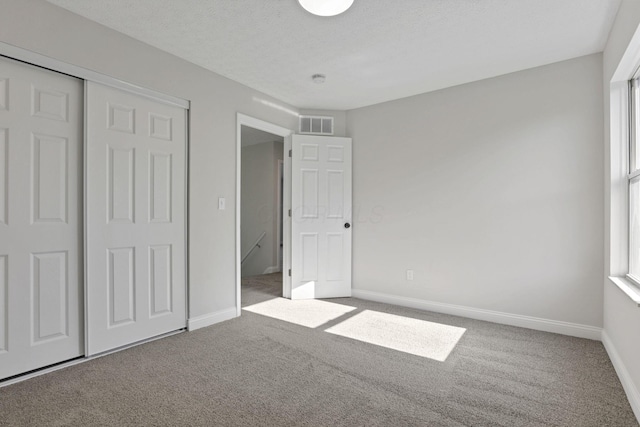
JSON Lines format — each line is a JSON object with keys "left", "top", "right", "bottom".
{"left": 325, "top": 310, "right": 466, "bottom": 362}
{"left": 243, "top": 298, "right": 356, "bottom": 328}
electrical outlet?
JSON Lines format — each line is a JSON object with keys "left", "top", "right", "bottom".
{"left": 406, "top": 269, "right": 414, "bottom": 281}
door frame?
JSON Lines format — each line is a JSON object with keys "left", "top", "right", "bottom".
{"left": 276, "top": 159, "right": 284, "bottom": 272}
{"left": 0, "top": 42, "right": 188, "bottom": 109}
{"left": 236, "top": 114, "right": 293, "bottom": 315}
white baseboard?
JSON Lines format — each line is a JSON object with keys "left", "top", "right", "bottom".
{"left": 602, "top": 330, "right": 640, "bottom": 423}
{"left": 351, "top": 289, "right": 602, "bottom": 340}
{"left": 263, "top": 266, "right": 281, "bottom": 274}
{"left": 188, "top": 307, "right": 237, "bottom": 331}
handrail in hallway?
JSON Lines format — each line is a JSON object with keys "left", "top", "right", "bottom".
{"left": 241, "top": 231, "right": 267, "bottom": 264}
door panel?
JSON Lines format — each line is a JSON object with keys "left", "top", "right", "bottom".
{"left": 0, "top": 128, "right": 7, "bottom": 224}
{"left": 0, "top": 56, "right": 83, "bottom": 380}
{"left": 32, "top": 251, "right": 68, "bottom": 343}
{"left": 291, "top": 135, "right": 352, "bottom": 299}
{"left": 149, "top": 244, "right": 172, "bottom": 316}
{"left": 108, "top": 247, "right": 136, "bottom": 327}
{"left": 86, "top": 82, "right": 186, "bottom": 356}
{"left": 32, "top": 133, "right": 68, "bottom": 222}
{"left": 149, "top": 152, "right": 172, "bottom": 223}
{"left": 108, "top": 146, "right": 135, "bottom": 223}
{"left": 0, "top": 255, "right": 6, "bottom": 352}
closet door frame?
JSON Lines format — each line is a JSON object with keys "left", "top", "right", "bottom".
{"left": 0, "top": 43, "right": 188, "bottom": 110}
{"left": 0, "top": 42, "right": 190, "bottom": 365}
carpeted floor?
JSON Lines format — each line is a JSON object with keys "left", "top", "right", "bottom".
{"left": 0, "top": 273, "right": 637, "bottom": 426}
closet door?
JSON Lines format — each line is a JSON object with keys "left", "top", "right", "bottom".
{"left": 86, "top": 82, "right": 186, "bottom": 356}
{"left": 0, "top": 57, "right": 83, "bottom": 380}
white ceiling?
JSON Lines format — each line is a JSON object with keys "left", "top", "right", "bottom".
{"left": 47, "top": 0, "right": 621, "bottom": 110}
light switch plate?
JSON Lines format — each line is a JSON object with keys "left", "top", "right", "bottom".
{"left": 218, "top": 197, "right": 225, "bottom": 210}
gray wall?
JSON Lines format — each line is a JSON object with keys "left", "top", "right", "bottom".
{"left": 0, "top": 0, "right": 300, "bottom": 318}
{"left": 603, "top": 0, "right": 640, "bottom": 418}
{"left": 241, "top": 141, "right": 283, "bottom": 277}
{"left": 347, "top": 54, "right": 604, "bottom": 327}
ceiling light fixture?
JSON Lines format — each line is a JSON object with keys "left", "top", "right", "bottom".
{"left": 298, "top": 0, "right": 354, "bottom": 17}
{"left": 312, "top": 74, "right": 326, "bottom": 84}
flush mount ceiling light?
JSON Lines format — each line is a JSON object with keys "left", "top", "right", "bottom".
{"left": 298, "top": 0, "right": 354, "bottom": 17}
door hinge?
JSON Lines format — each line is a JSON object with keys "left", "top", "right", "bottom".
{"left": 288, "top": 209, "right": 291, "bottom": 217}
{"left": 289, "top": 149, "right": 292, "bottom": 157}
{"left": 288, "top": 269, "right": 291, "bottom": 277}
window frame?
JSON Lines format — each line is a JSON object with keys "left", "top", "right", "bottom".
{"left": 608, "top": 22, "right": 640, "bottom": 307}
{"left": 628, "top": 76, "right": 640, "bottom": 286}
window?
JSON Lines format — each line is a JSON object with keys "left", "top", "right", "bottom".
{"left": 629, "top": 78, "right": 640, "bottom": 282}
{"left": 608, "top": 25, "right": 640, "bottom": 304}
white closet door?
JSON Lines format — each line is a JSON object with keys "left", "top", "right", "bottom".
{"left": 291, "top": 135, "right": 352, "bottom": 299}
{"left": 86, "top": 82, "right": 186, "bottom": 356}
{"left": 0, "top": 57, "right": 83, "bottom": 380}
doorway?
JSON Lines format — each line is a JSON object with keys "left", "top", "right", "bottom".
{"left": 235, "top": 114, "right": 292, "bottom": 315}
{"left": 240, "top": 126, "right": 284, "bottom": 277}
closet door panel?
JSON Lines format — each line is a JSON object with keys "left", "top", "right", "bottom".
{"left": 86, "top": 82, "right": 186, "bottom": 356}
{"left": 0, "top": 57, "right": 83, "bottom": 381}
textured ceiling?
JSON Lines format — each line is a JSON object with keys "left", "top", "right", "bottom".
{"left": 46, "top": 0, "right": 621, "bottom": 110}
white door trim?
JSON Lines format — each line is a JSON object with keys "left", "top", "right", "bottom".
{"left": 0, "top": 41, "right": 189, "bottom": 109}
{"left": 276, "top": 159, "right": 284, "bottom": 272}
{"left": 236, "top": 114, "right": 293, "bottom": 315}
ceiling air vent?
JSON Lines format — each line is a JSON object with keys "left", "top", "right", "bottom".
{"left": 299, "top": 115, "right": 333, "bottom": 135}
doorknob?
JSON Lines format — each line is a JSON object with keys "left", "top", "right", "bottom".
{"left": 344, "top": 223, "right": 351, "bottom": 229}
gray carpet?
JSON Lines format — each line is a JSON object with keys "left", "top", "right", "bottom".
{"left": 0, "top": 273, "right": 637, "bottom": 426}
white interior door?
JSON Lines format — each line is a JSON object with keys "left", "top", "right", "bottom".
{"left": 291, "top": 134, "right": 352, "bottom": 299}
{"left": 0, "top": 57, "right": 83, "bottom": 380}
{"left": 86, "top": 82, "right": 186, "bottom": 356}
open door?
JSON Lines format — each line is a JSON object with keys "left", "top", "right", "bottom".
{"left": 290, "top": 134, "right": 352, "bottom": 299}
